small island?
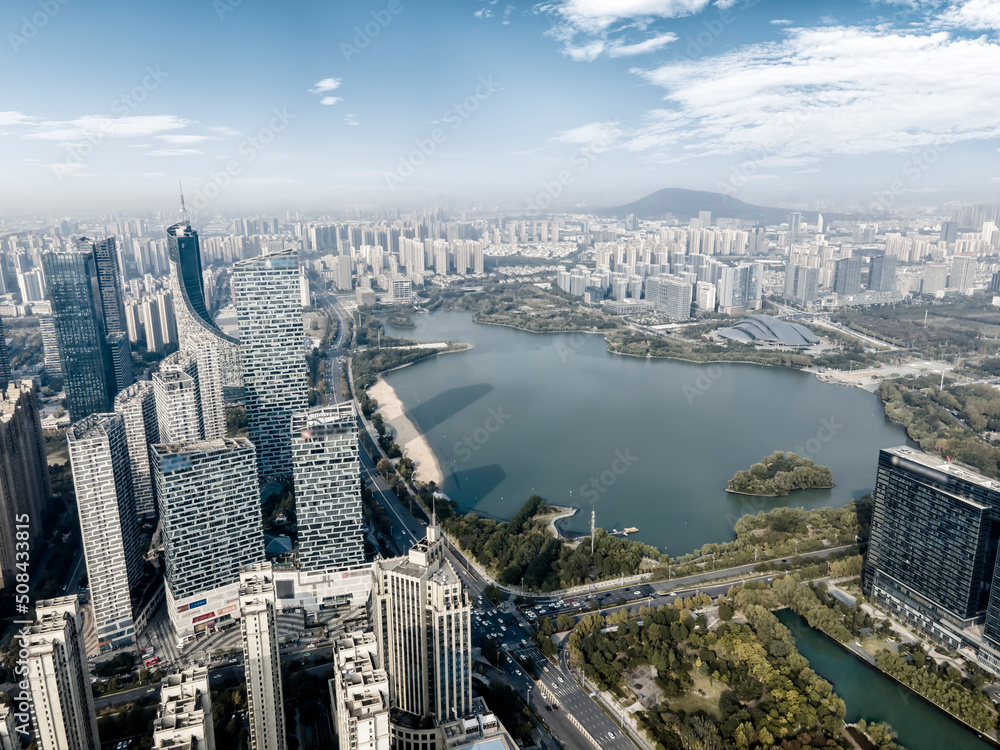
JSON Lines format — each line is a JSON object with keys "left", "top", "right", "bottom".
{"left": 727, "top": 451, "right": 834, "bottom": 497}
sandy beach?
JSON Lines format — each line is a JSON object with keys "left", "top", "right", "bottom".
{"left": 367, "top": 377, "right": 445, "bottom": 486}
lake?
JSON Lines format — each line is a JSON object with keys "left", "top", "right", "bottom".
{"left": 381, "top": 311, "right": 910, "bottom": 555}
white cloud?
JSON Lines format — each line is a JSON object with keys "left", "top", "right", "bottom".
{"left": 770, "top": 18, "right": 793, "bottom": 25}
{"left": 0, "top": 111, "right": 35, "bottom": 126}
{"left": 609, "top": 32, "right": 678, "bottom": 56}
{"left": 627, "top": 26, "right": 1000, "bottom": 161}
{"left": 206, "top": 125, "right": 241, "bottom": 137}
{"left": 553, "top": 120, "right": 622, "bottom": 144}
{"left": 512, "top": 145, "right": 548, "bottom": 156}
{"left": 22, "top": 115, "right": 190, "bottom": 141}
{"left": 145, "top": 148, "right": 202, "bottom": 156}
{"left": 157, "top": 134, "right": 213, "bottom": 145}
{"left": 548, "top": 0, "right": 710, "bottom": 34}
{"left": 939, "top": 0, "right": 1000, "bottom": 30}
{"left": 565, "top": 41, "right": 606, "bottom": 60}
{"left": 309, "top": 77, "right": 342, "bottom": 94}
{"left": 343, "top": 114, "right": 359, "bottom": 126}
{"left": 320, "top": 97, "right": 342, "bottom": 106}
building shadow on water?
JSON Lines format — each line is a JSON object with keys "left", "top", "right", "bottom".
{"left": 444, "top": 463, "right": 508, "bottom": 514}
{"left": 408, "top": 383, "right": 494, "bottom": 433}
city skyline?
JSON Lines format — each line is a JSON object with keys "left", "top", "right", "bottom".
{"left": 1, "top": 0, "right": 999, "bottom": 213}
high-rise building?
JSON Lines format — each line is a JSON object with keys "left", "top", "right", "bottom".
{"left": 234, "top": 251, "right": 308, "bottom": 478}
{"left": 106, "top": 331, "right": 135, "bottom": 393}
{"left": 373, "top": 522, "right": 472, "bottom": 737}
{"left": 864, "top": 447, "right": 1000, "bottom": 652}
{"left": 27, "top": 597, "right": 101, "bottom": 750}
{"left": 152, "top": 438, "right": 264, "bottom": 637}
{"left": 333, "top": 255, "right": 353, "bottom": 291}
{"left": 153, "top": 668, "right": 216, "bottom": 750}
{"left": 923, "top": 262, "right": 948, "bottom": 295}
{"left": 0, "top": 316, "right": 9, "bottom": 392}
{"left": 940, "top": 220, "right": 959, "bottom": 243}
{"left": 788, "top": 212, "right": 802, "bottom": 241}
{"left": 41, "top": 249, "right": 115, "bottom": 420}
{"left": 67, "top": 413, "right": 143, "bottom": 652}
{"left": 833, "top": 257, "right": 863, "bottom": 295}
{"left": 153, "top": 370, "right": 202, "bottom": 444}
{"left": 239, "top": 563, "right": 287, "bottom": 750}
{"left": 291, "top": 405, "right": 364, "bottom": 571}
{"left": 114, "top": 381, "right": 159, "bottom": 519}
{"left": 38, "top": 315, "right": 62, "bottom": 378}
{"left": 868, "top": 254, "right": 898, "bottom": 292}
{"left": 0, "top": 380, "right": 50, "bottom": 589}
{"left": 331, "top": 631, "right": 390, "bottom": 750}
{"left": 167, "top": 220, "right": 242, "bottom": 397}
{"left": 783, "top": 264, "right": 819, "bottom": 305}
{"left": 951, "top": 256, "right": 978, "bottom": 295}
{"left": 390, "top": 277, "right": 413, "bottom": 303}
{"left": 87, "top": 237, "right": 126, "bottom": 336}
{"left": 645, "top": 275, "right": 692, "bottom": 320}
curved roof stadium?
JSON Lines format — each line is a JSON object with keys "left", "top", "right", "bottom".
{"left": 716, "top": 314, "right": 820, "bottom": 348}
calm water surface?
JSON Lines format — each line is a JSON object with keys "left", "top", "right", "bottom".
{"left": 381, "top": 311, "right": 910, "bottom": 555}
{"left": 778, "top": 610, "right": 994, "bottom": 750}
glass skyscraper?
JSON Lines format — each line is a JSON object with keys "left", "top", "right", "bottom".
{"left": 41, "top": 250, "right": 115, "bottom": 420}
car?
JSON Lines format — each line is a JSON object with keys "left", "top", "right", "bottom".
{"left": 304, "top": 652, "right": 312, "bottom": 657}
{"left": 552, "top": 704, "right": 558, "bottom": 711}
{"left": 515, "top": 670, "right": 522, "bottom": 676}
{"left": 608, "top": 732, "right": 616, "bottom": 740}
{"left": 557, "top": 677, "right": 564, "bottom": 683}
{"left": 545, "top": 704, "right": 551, "bottom": 712}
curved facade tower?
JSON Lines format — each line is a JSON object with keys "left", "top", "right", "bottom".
{"left": 166, "top": 222, "right": 243, "bottom": 396}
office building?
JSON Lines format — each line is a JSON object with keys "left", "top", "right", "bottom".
{"left": 331, "top": 631, "right": 390, "bottom": 750}
{"left": 113, "top": 381, "right": 159, "bottom": 518}
{"left": 77, "top": 238, "right": 134, "bottom": 392}
{"left": 27, "top": 597, "right": 101, "bottom": 750}
{"left": 783, "top": 264, "right": 819, "bottom": 305}
{"left": 240, "top": 563, "right": 286, "bottom": 750}
{"left": 38, "top": 315, "right": 62, "bottom": 378}
{"left": 951, "top": 256, "right": 978, "bottom": 295}
{"left": 864, "top": 447, "right": 1000, "bottom": 653}
{"left": 0, "top": 316, "right": 9, "bottom": 392}
{"left": 152, "top": 438, "right": 265, "bottom": 637}
{"left": 41, "top": 249, "right": 115, "bottom": 420}
{"left": 291, "top": 404, "right": 364, "bottom": 572}
{"left": 373, "top": 521, "right": 473, "bottom": 740}
{"left": 334, "top": 255, "right": 353, "bottom": 291}
{"left": 833, "top": 257, "right": 863, "bottom": 295}
{"left": 868, "top": 254, "right": 898, "bottom": 293}
{"left": 67, "top": 413, "right": 143, "bottom": 652}
{"left": 0, "top": 381, "right": 50, "bottom": 589}
{"left": 941, "top": 220, "right": 959, "bottom": 243}
{"left": 390, "top": 277, "right": 413, "bottom": 303}
{"left": 234, "top": 251, "right": 308, "bottom": 477}
{"left": 153, "top": 668, "right": 216, "bottom": 750}
{"left": 167, "top": 220, "right": 242, "bottom": 396}
{"left": 923, "top": 263, "right": 949, "bottom": 295}
{"left": 646, "top": 275, "right": 692, "bottom": 320}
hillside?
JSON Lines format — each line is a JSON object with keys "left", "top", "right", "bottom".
{"left": 601, "top": 187, "right": 820, "bottom": 225}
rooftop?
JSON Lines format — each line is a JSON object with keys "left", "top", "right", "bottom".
{"left": 883, "top": 446, "right": 1000, "bottom": 493}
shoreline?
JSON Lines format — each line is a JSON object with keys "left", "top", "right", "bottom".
{"left": 725, "top": 485, "right": 835, "bottom": 498}
{"left": 367, "top": 377, "right": 445, "bottom": 486}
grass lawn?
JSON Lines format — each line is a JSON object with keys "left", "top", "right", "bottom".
{"left": 860, "top": 638, "right": 892, "bottom": 658}
{"left": 665, "top": 670, "right": 724, "bottom": 718}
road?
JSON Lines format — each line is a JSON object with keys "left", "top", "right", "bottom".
{"left": 310, "top": 273, "right": 348, "bottom": 404}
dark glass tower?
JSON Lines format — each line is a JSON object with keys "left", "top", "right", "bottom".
{"left": 0, "top": 314, "right": 10, "bottom": 392}
{"left": 864, "top": 447, "right": 1000, "bottom": 648}
{"left": 167, "top": 223, "right": 213, "bottom": 327}
{"left": 74, "top": 237, "right": 133, "bottom": 393}
{"left": 41, "top": 250, "right": 115, "bottom": 420}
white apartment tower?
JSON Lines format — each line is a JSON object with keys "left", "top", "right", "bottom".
{"left": 27, "top": 597, "right": 100, "bottom": 750}
{"left": 373, "top": 522, "right": 473, "bottom": 731}
{"left": 153, "top": 668, "right": 216, "bottom": 750}
{"left": 234, "top": 250, "right": 309, "bottom": 478}
{"left": 240, "top": 563, "right": 287, "bottom": 750}
{"left": 152, "top": 438, "right": 265, "bottom": 637}
{"left": 67, "top": 414, "right": 143, "bottom": 652}
{"left": 291, "top": 404, "right": 364, "bottom": 571}
{"left": 113, "top": 381, "right": 159, "bottom": 518}
{"left": 153, "top": 370, "right": 202, "bottom": 444}
{"left": 331, "top": 631, "right": 390, "bottom": 750}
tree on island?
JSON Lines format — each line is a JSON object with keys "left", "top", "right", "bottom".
{"left": 727, "top": 451, "right": 833, "bottom": 497}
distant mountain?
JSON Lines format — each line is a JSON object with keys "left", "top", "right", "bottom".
{"left": 601, "top": 188, "right": 819, "bottom": 225}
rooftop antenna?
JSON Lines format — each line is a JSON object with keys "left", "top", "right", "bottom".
{"left": 591, "top": 509, "right": 596, "bottom": 555}
{"left": 179, "top": 181, "right": 188, "bottom": 223}
{"left": 431, "top": 494, "right": 437, "bottom": 527}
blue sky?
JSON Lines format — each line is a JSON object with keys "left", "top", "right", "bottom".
{"left": 1, "top": 0, "right": 999, "bottom": 214}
